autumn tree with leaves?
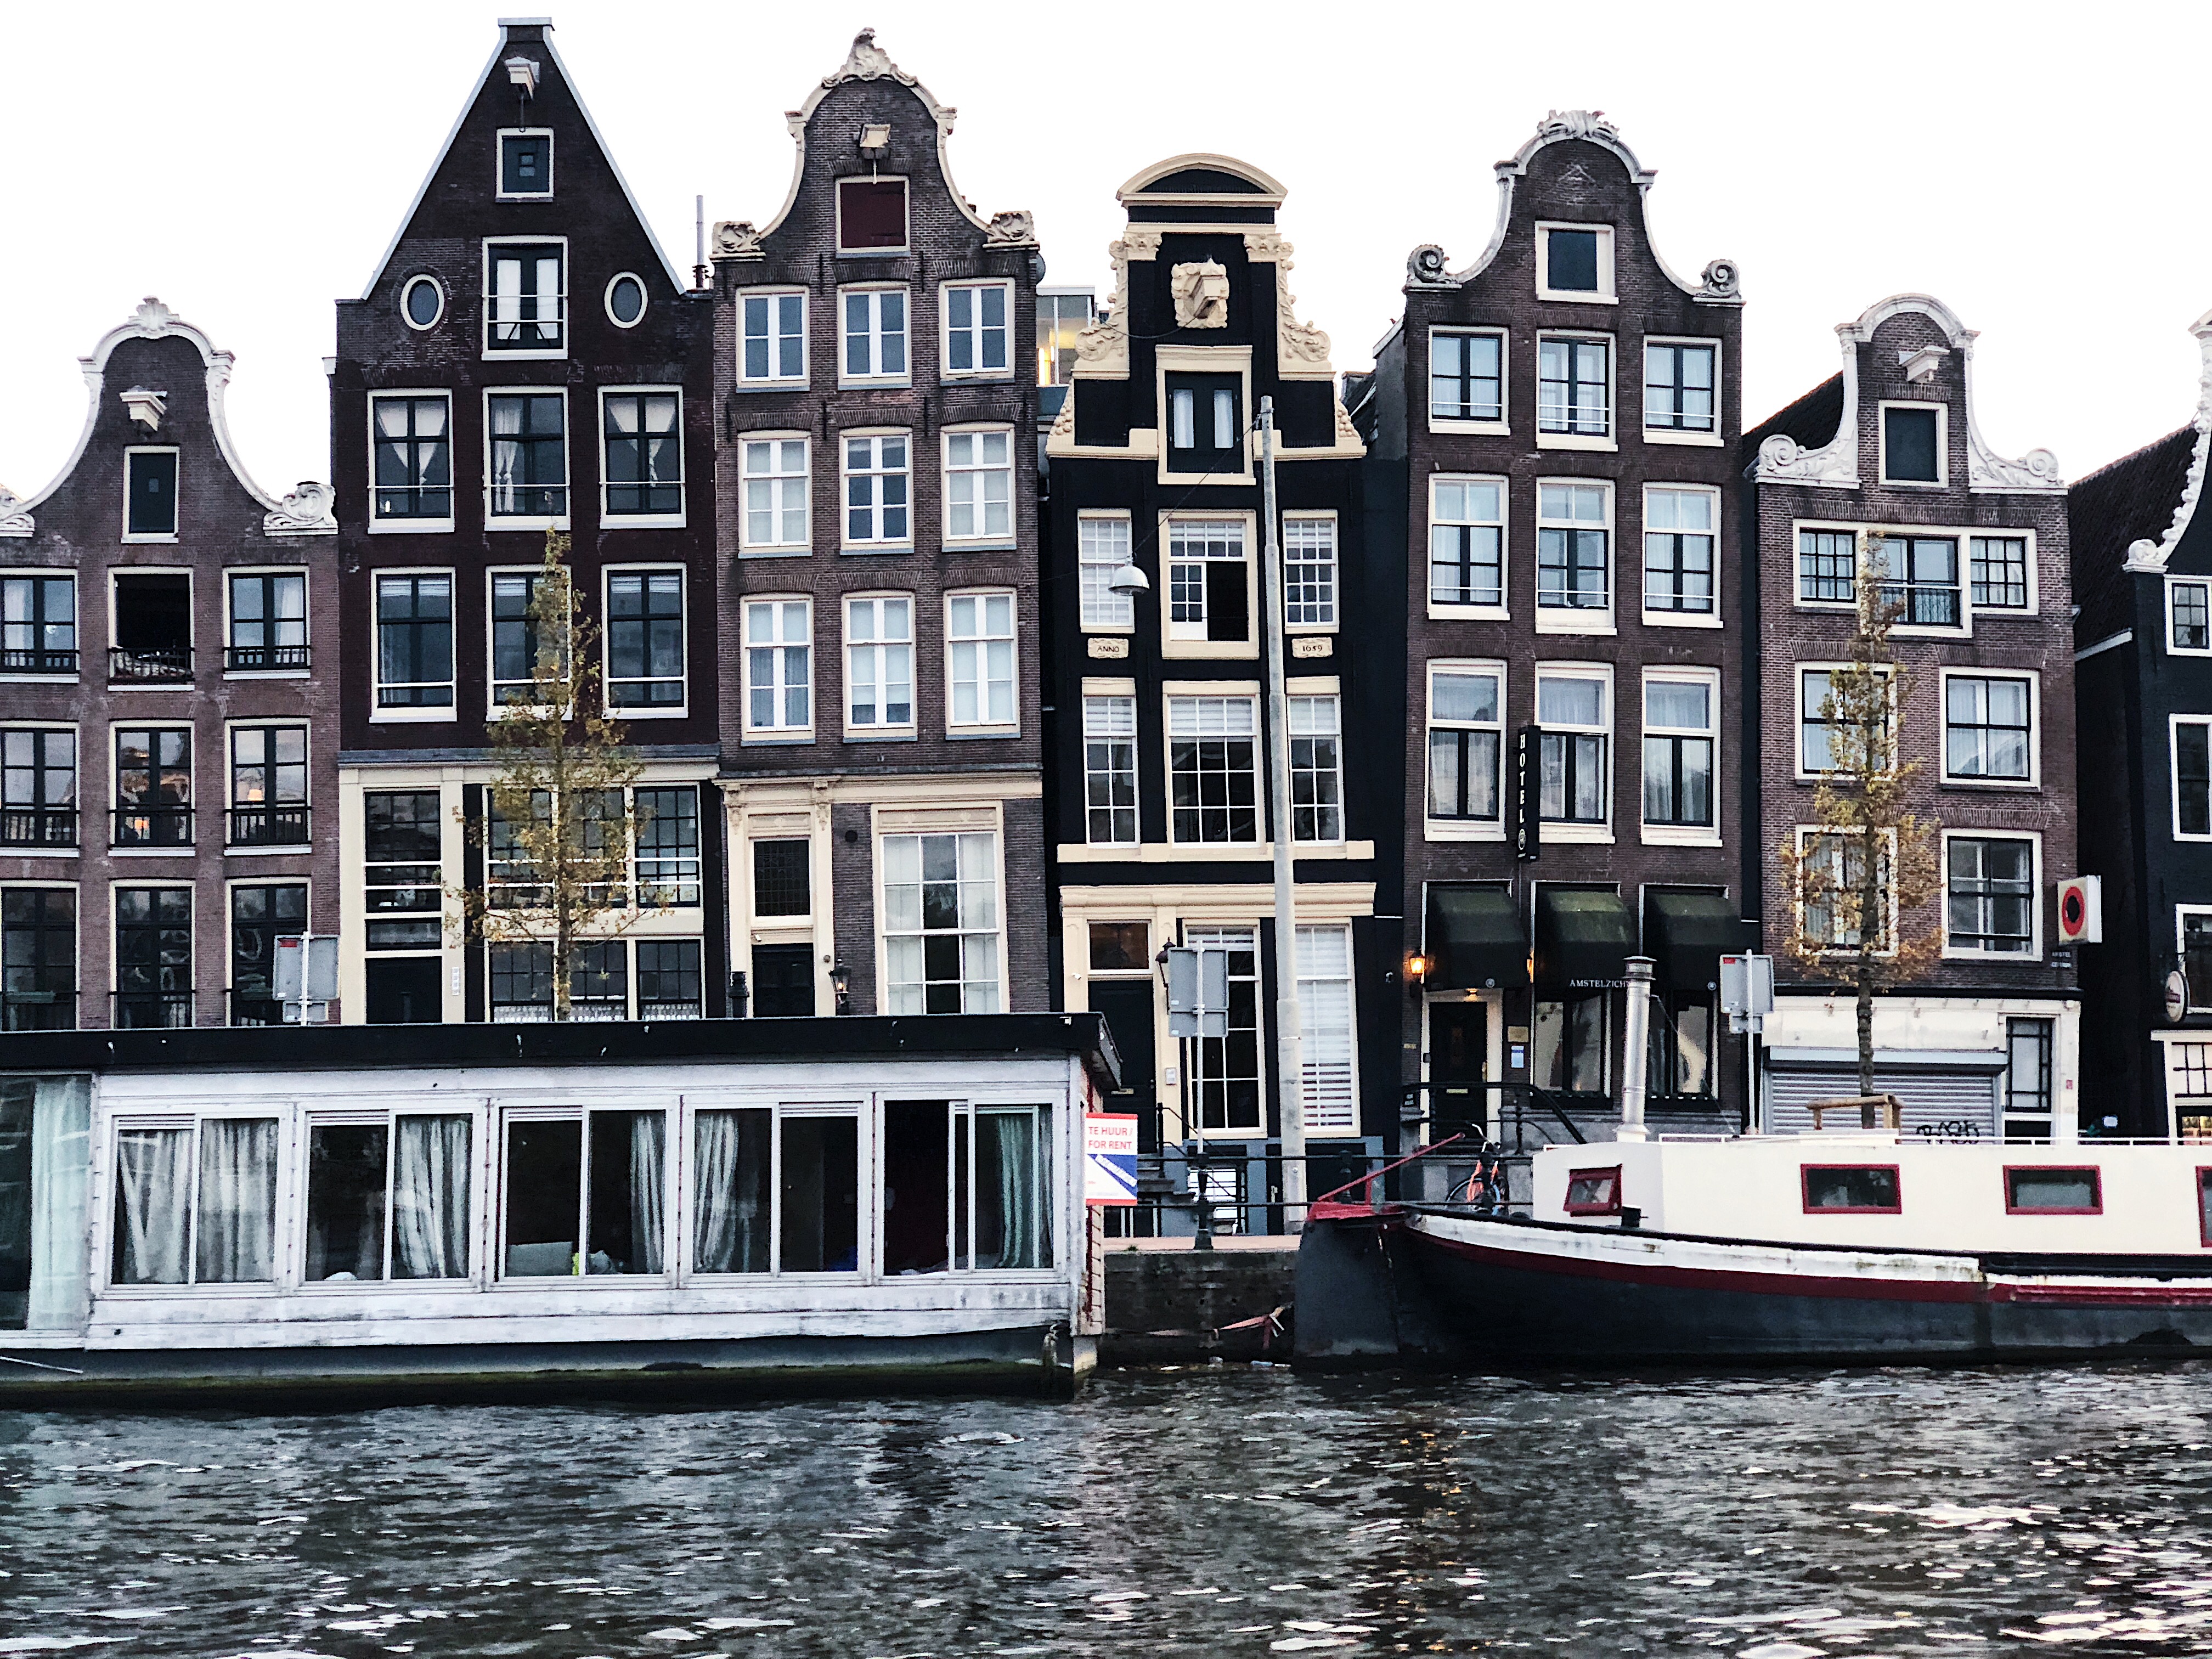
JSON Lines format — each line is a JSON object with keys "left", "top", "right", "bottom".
{"left": 454, "top": 532, "right": 653, "bottom": 1019}
{"left": 1776, "top": 535, "right": 1943, "bottom": 1097}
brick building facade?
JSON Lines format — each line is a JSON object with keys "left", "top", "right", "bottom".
{"left": 0, "top": 300, "right": 337, "bottom": 1031}
{"left": 708, "top": 32, "right": 1046, "bottom": 1019}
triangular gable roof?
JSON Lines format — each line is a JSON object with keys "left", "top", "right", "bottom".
{"left": 356, "top": 18, "right": 684, "bottom": 301}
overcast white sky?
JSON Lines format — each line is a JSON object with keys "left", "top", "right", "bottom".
{"left": 0, "top": 1, "right": 2200, "bottom": 501}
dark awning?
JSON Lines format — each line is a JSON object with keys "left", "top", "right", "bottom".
{"left": 1425, "top": 885, "right": 1528, "bottom": 990}
{"left": 1534, "top": 888, "right": 1635, "bottom": 991}
{"left": 1646, "top": 891, "right": 1756, "bottom": 992}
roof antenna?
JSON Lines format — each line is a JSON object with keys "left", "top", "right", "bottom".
{"left": 693, "top": 194, "right": 708, "bottom": 291}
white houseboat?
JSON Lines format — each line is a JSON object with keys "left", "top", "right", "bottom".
{"left": 0, "top": 1017, "right": 1115, "bottom": 1401}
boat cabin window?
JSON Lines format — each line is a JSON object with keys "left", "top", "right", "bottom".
{"left": 502, "top": 1109, "right": 668, "bottom": 1278}
{"left": 691, "top": 1107, "right": 860, "bottom": 1274}
{"left": 1562, "top": 1165, "right": 1622, "bottom": 1216}
{"left": 305, "top": 1116, "right": 471, "bottom": 1281}
{"left": 2199, "top": 1170, "right": 2212, "bottom": 1247}
{"left": 2004, "top": 1165, "right": 2102, "bottom": 1215}
{"left": 111, "top": 1118, "right": 280, "bottom": 1285}
{"left": 1800, "top": 1164, "right": 1901, "bottom": 1215}
{"left": 881, "top": 1100, "right": 1054, "bottom": 1273}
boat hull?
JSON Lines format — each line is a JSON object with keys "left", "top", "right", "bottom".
{"left": 1396, "top": 1212, "right": 2212, "bottom": 1364}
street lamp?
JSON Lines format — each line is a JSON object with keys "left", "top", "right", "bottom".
{"left": 1106, "top": 562, "right": 1150, "bottom": 599}
{"left": 828, "top": 960, "right": 852, "bottom": 1015}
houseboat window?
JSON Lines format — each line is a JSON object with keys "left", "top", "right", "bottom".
{"left": 2005, "top": 1166, "right": 2101, "bottom": 1215}
{"left": 305, "top": 1115, "right": 470, "bottom": 1282}
{"left": 1563, "top": 1166, "right": 1621, "bottom": 1215}
{"left": 1801, "top": 1164, "right": 1901, "bottom": 1214}
{"left": 2198, "top": 1169, "right": 2212, "bottom": 1248}
{"left": 690, "top": 1108, "right": 863, "bottom": 1274}
{"left": 0, "top": 1082, "right": 29, "bottom": 1327}
{"left": 882, "top": 1101, "right": 1052, "bottom": 1276}
{"left": 779, "top": 1115, "right": 860, "bottom": 1272}
{"left": 693, "top": 1109, "right": 773, "bottom": 1273}
{"left": 501, "top": 1110, "right": 666, "bottom": 1277}
{"left": 111, "top": 1119, "right": 279, "bottom": 1285}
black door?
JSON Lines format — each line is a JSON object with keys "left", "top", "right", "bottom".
{"left": 753, "top": 943, "right": 815, "bottom": 1017}
{"left": 365, "top": 957, "right": 441, "bottom": 1024}
{"left": 1429, "top": 1002, "right": 1488, "bottom": 1131}
{"left": 1087, "top": 979, "right": 1159, "bottom": 1151}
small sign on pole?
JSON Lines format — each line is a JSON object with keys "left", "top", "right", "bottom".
{"left": 1719, "top": 952, "right": 1774, "bottom": 1035}
{"left": 1084, "top": 1113, "right": 1139, "bottom": 1205}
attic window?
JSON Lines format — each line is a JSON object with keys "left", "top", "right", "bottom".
{"left": 837, "top": 179, "right": 907, "bottom": 255}
{"left": 125, "top": 451, "right": 179, "bottom": 539}
{"left": 1538, "top": 224, "right": 1613, "bottom": 301}
{"left": 499, "top": 131, "right": 553, "bottom": 199}
{"left": 1881, "top": 405, "right": 1944, "bottom": 486}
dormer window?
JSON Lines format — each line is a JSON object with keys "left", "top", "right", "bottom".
{"left": 1881, "top": 404, "right": 1944, "bottom": 486}
{"left": 1166, "top": 374, "right": 1241, "bottom": 474}
{"left": 837, "top": 178, "right": 908, "bottom": 255}
{"left": 499, "top": 131, "right": 553, "bottom": 199}
{"left": 486, "top": 241, "right": 566, "bottom": 354}
{"left": 1538, "top": 224, "right": 1613, "bottom": 302}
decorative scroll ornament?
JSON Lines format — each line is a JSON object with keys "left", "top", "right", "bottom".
{"left": 1335, "top": 400, "right": 1364, "bottom": 447}
{"left": 712, "top": 219, "right": 764, "bottom": 259}
{"left": 1700, "top": 258, "right": 1741, "bottom": 300}
{"left": 984, "top": 210, "right": 1036, "bottom": 246}
{"left": 1170, "top": 261, "right": 1230, "bottom": 329}
{"left": 264, "top": 479, "right": 337, "bottom": 535}
{"left": 0, "top": 484, "right": 31, "bottom": 537}
{"left": 1407, "top": 244, "right": 1451, "bottom": 287}
{"left": 1535, "top": 109, "right": 1621, "bottom": 145}
{"left": 1074, "top": 232, "right": 1159, "bottom": 374}
{"left": 1281, "top": 317, "right": 1331, "bottom": 364}
{"left": 1755, "top": 431, "right": 1855, "bottom": 486}
{"left": 1049, "top": 393, "right": 1076, "bottom": 440}
{"left": 1967, "top": 441, "right": 2063, "bottom": 493}
{"left": 130, "top": 296, "right": 178, "bottom": 336}
{"left": 826, "top": 29, "right": 916, "bottom": 90}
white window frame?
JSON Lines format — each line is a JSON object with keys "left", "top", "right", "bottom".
{"left": 1795, "top": 661, "right": 1894, "bottom": 782}
{"left": 1282, "top": 513, "right": 1339, "bottom": 633}
{"left": 1969, "top": 533, "right": 2036, "bottom": 614}
{"left": 878, "top": 828, "right": 1006, "bottom": 1015}
{"left": 1, "top": 570, "right": 80, "bottom": 682}
{"left": 839, "top": 285, "right": 911, "bottom": 387}
{"left": 222, "top": 567, "right": 311, "bottom": 678}
{"left": 1288, "top": 689, "right": 1345, "bottom": 845}
{"left": 1878, "top": 400, "right": 1949, "bottom": 488}
{"left": 1427, "top": 326, "right": 1509, "bottom": 435}
{"left": 481, "top": 386, "right": 570, "bottom": 531}
{"left": 490, "top": 1101, "right": 674, "bottom": 1281}
{"left": 0, "top": 876, "right": 80, "bottom": 1015}
{"left": 841, "top": 430, "right": 912, "bottom": 551}
{"left": 1793, "top": 825, "right": 1900, "bottom": 958}
{"left": 1081, "top": 690, "right": 1139, "bottom": 848}
{"left": 1534, "top": 477, "right": 1615, "bottom": 634}
{"left": 596, "top": 386, "right": 685, "bottom": 529}
{"left": 102, "top": 1105, "right": 288, "bottom": 1290}
{"left": 1939, "top": 668, "right": 2039, "bottom": 788}
{"left": 366, "top": 389, "right": 456, "bottom": 534}
{"left": 1533, "top": 662, "right": 1613, "bottom": 843}
{"left": 836, "top": 176, "right": 910, "bottom": 257}
{"left": 1077, "top": 513, "right": 1135, "bottom": 633}
{"left": 945, "top": 590, "right": 1019, "bottom": 734}
{"left": 603, "top": 272, "right": 648, "bottom": 330}
{"left": 1792, "top": 518, "right": 1981, "bottom": 637}
{"left": 480, "top": 235, "right": 569, "bottom": 362}
{"left": 1161, "top": 513, "right": 1258, "bottom": 661}
{"left": 1166, "top": 692, "right": 1262, "bottom": 848}
{"left": 1295, "top": 922, "right": 1360, "bottom": 1135}
{"left": 1535, "top": 332, "right": 1615, "bottom": 450}
{"left": 1428, "top": 475, "right": 1509, "bottom": 620}
{"left": 601, "top": 565, "right": 688, "bottom": 720}
{"left": 739, "top": 433, "right": 811, "bottom": 556}
{"left": 495, "top": 128, "right": 554, "bottom": 200}
{"left": 1425, "top": 659, "right": 1507, "bottom": 842}
{"left": 2170, "top": 714, "right": 2212, "bottom": 843}
{"left": 742, "top": 596, "right": 813, "bottom": 743}
{"left": 941, "top": 426, "right": 1016, "bottom": 546}
{"left": 1535, "top": 221, "right": 1616, "bottom": 303}
{"left": 2169, "top": 577, "right": 2212, "bottom": 657}
{"left": 121, "top": 446, "right": 182, "bottom": 543}
{"left": 369, "top": 567, "right": 456, "bottom": 725}
{"left": 1640, "top": 665, "right": 1722, "bottom": 847}
{"left": 940, "top": 279, "right": 1014, "bottom": 380}
{"left": 484, "top": 565, "right": 552, "bottom": 715}
{"left": 1641, "top": 336, "right": 1722, "bottom": 447}
{"left": 843, "top": 592, "right": 916, "bottom": 738}
{"left": 737, "top": 287, "right": 810, "bottom": 387}
{"left": 398, "top": 275, "right": 444, "bottom": 332}
{"left": 1640, "top": 483, "right": 1722, "bottom": 627}
{"left": 1794, "top": 523, "right": 1861, "bottom": 610}
{"left": 2181, "top": 907, "right": 2212, "bottom": 1013}
{"left": 1941, "top": 828, "right": 2042, "bottom": 961}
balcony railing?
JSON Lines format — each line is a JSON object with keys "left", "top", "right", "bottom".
{"left": 112, "top": 989, "right": 194, "bottom": 1029}
{"left": 2, "top": 991, "right": 77, "bottom": 1031}
{"left": 109, "top": 646, "right": 193, "bottom": 685}
{"left": 112, "top": 805, "right": 194, "bottom": 848}
{"left": 639, "top": 998, "right": 704, "bottom": 1020}
{"left": 224, "top": 644, "right": 312, "bottom": 673}
{"left": 0, "top": 806, "right": 79, "bottom": 848}
{"left": 1, "top": 647, "right": 78, "bottom": 675}
{"left": 227, "top": 804, "right": 311, "bottom": 847}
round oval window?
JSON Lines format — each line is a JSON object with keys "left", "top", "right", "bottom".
{"left": 401, "top": 275, "right": 442, "bottom": 329}
{"left": 607, "top": 274, "right": 646, "bottom": 326}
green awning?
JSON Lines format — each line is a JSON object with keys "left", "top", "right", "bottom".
{"left": 1646, "top": 891, "right": 1756, "bottom": 992}
{"left": 1425, "top": 885, "right": 1528, "bottom": 990}
{"left": 1534, "top": 888, "right": 1635, "bottom": 991}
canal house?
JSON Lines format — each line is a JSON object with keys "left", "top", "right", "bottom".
{"left": 0, "top": 1015, "right": 1113, "bottom": 1392}
{"left": 0, "top": 300, "right": 340, "bottom": 1035}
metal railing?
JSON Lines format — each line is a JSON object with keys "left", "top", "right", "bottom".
{"left": 1, "top": 647, "right": 77, "bottom": 674}
{"left": 1, "top": 991, "right": 77, "bottom": 1031}
{"left": 228, "top": 992, "right": 285, "bottom": 1027}
{"left": 223, "top": 644, "right": 311, "bottom": 672}
{"left": 112, "top": 989, "right": 194, "bottom": 1029}
{"left": 108, "top": 646, "right": 193, "bottom": 684}
{"left": 1400, "top": 1080, "right": 1590, "bottom": 1150}
{"left": 0, "top": 806, "right": 78, "bottom": 848}
{"left": 1098, "top": 1140, "right": 1393, "bottom": 1243}
{"left": 112, "top": 806, "right": 193, "bottom": 847}
{"left": 227, "top": 804, "right": 311, "bottom": 847}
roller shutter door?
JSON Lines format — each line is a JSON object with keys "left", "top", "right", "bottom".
{"left": 1767, "top": 1065, "right": 2000, "bottom": 1139}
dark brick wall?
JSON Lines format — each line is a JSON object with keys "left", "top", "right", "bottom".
{"left": 0, "top": 325, "right": 339, "bottom": 1027}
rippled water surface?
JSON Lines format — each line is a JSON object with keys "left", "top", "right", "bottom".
{"left": 6, "top": 1364, "right": 2212, "bottom": 1654}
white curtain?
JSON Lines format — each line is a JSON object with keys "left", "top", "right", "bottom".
{"left": 393, "top": 1115, "right": 471, "bottom": 1280}
{"left": 629, "top": 1113, "right": 665, "bottom": 1274}
{"left": 27, "top": 1076, "right": 91, "bottom": 1329}
{"left": 114, "top": 1126, "right": 191, "bottom": 1285}
{"left": 692, "top": 1111, "right": 770, "bottom": 1273}
{"left": 195, "top": 1119, "right": 278, "bottom": 1283}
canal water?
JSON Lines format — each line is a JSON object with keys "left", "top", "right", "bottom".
{"left": 4, "top": 1364, "right": 2211, "bottom": 1656}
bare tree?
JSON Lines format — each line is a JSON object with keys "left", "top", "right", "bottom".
{"left": 1776, "top": 535, "right": 1943, "bottom": 1096}
{"left": 454, "top": 532, "right": 651, "bottom": 1019}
